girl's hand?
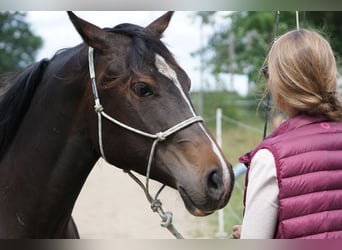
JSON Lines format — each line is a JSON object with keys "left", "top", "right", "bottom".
{"left": 231, "top": 225, "right": 242, "bottom": 239}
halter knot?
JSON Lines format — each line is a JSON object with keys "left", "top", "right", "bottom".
{"left": 156, "top": 132, "right": 166, "bottom": 141}
{"left": 94, "top": 103, "right": 104, "bottom": 113}
{"left": 151, "top": 199, "right": 163, "bottom": 212}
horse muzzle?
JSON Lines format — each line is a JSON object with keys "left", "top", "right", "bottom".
{"left": 176, "top": 163, "right": 234, "bottom": 217}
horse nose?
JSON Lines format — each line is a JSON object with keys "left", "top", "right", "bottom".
{"left": 205, "top": 168, "right": 225, "bottom": 201}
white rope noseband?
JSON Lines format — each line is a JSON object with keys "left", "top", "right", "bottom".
{"left": 88, "top": 46, "right": 203, "bottom": 239}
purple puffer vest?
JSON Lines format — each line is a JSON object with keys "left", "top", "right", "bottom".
{"left": 240, "top": 114, "right": 342, "bottom": 239}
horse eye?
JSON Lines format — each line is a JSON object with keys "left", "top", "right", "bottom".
{"left": 131, "top": 82, "right": 153, "bottom": 97}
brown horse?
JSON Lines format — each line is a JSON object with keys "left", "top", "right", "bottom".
{"left": 0, "top": 11, "right": 234, "bottom": 238}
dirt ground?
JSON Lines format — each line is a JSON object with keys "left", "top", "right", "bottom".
{"left": 72, "top": 159, "right": 217, "bottom": 239}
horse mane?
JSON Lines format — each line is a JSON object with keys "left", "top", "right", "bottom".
{"left": 106, "top": 23, "right": 178, "bottom": 71}
{"left": 0, "top": 59, "right": 49, "bottom": 161}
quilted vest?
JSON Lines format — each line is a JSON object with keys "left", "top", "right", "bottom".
{"left": 240, "top": 114, "right": 342, "bottom": 239}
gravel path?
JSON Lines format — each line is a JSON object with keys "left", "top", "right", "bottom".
{"left": 72, "top": 159, "right": 216, "bottom": 239}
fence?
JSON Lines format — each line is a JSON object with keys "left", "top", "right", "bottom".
{"left": 214, "top": 108, "right": 263, "bottom": 238}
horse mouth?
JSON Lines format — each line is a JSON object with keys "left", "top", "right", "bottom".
{"left": 178, "top": 186, "right": 214, "bottom": 217}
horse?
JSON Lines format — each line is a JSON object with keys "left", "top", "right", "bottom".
{"left": 0, "top": 11, "right": 234, "bottom": 238}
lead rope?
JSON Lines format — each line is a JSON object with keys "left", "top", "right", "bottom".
{"left": 88, "top": 46, "right": 203, "bottom": 239}
{"left": 263, "top": 11, "right": 280, "bottom": 139}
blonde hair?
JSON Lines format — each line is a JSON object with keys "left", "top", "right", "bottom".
{"left": 267, "top": 29, "right": 342, "bottom": 121}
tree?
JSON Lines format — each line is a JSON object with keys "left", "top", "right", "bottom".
{"left": 0, "top": 11, "right": 42, "bottom": 76}
{"left": 193, "top": 11, "right": 342, "bottom": 95}
{"left": 305, "top": 12, "right": 342, "bottom": 58}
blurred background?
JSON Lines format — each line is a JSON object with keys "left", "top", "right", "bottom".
{"left": 1, "top": 11, "right": 341, "bottom": 238}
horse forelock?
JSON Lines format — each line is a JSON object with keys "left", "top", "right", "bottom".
{"left": 104, "top": 23, "right": 178, "bottom": 74}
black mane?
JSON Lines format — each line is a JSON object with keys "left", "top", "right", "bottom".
{"left": 0, "top": 59, "right": 49, "bottom": 161}
{"left": 106, "top": 23, "right": 178, "bottom": 71}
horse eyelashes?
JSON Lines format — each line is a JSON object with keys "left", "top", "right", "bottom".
{"left": 131, "top": 82, "right": 154, "bottom": 97}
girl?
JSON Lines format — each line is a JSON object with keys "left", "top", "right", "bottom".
{"left": 233, "top": 29, "right": 342, "bottom": 239}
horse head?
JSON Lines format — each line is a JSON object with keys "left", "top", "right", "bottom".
{"left": 68, "top": 12, "right": 234, "bottom": 216}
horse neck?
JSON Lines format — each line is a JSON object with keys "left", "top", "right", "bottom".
{"left": 0, "top": 47, "right": 99, "bottom": 236}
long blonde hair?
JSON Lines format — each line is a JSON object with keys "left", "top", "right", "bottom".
{"left": 267, "top": 29, "right": 342, "bottom": 121}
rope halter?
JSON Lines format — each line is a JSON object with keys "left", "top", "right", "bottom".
{"left": 88, "top": 46, "right": 203, "bottom": 239}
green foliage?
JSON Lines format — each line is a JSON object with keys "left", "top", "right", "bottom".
{"left": 193, "top": 11, "right": 342, "bottom": 94}
{"left": 304, "top": 12, "right": 342, "bottom": 63}
{"left": 0, "top": 12, "right": 42, "bottom": 75}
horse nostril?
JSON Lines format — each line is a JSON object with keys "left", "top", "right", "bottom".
{"left": 206, "top": 169, "right": 224, "bottom": 199}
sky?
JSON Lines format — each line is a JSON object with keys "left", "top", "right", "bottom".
{"left": 25, "top": 11, "right": 248, "bottom": 95}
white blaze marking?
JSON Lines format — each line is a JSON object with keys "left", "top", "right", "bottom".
{"left": 155, "top": 54, "right": 230, "bottom": 180}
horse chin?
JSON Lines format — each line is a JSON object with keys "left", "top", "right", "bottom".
{"left": 178, "top": 187, "right": 214, "bottom": 217}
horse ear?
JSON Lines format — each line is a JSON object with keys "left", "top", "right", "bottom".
{"left": 67, "top": 11, "right": 108, "bottom": 51}
{"left": 146, "top": 11, "right": 174, "bottom": 38}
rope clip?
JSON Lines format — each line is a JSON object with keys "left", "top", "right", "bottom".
{"left": 160, "top": 211, "right": 173, "bottom": 228}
